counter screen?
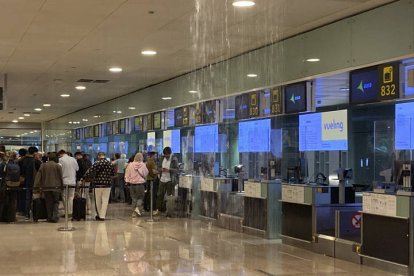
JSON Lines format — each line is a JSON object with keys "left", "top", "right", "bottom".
{"left": 195, "top": 124, "right": 218, "bottom": 153}
{"left": 238, "top": 119, "right": 270, "bottom": 152}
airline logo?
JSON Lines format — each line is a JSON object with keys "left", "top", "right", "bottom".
{"left": 357, "top": 80, "right": 373, "bottom": 93}
{"left": 321, "top": 110, "right": 347, "bottom": 141}
{"left": 290, "top": 94, "right": 301, "bottom": 104}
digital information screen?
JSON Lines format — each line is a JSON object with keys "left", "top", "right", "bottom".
{"left": 235, "top": 94, "right": 249, "bottom": 120}
{"left": 238, "top": 119, "right": 270, "bottom": 152}
{"left": 395, "top": 102, "right": 414, "bottom": 149}
{"left": 165, "top": 109, "right": 175, "bottom": 128}
{"left": 163, "top": 129, "right": 181, "bottom": 153}
{"left": 194, "top": 124, "right": 218, "bottom": 153}
{"left": 147, "top": 132, "right": 156, "bottom": 152}
{"left": 153, "top": 112, "right": 162, "bottom": 130}
{"left": 284, "top": 82, "right": 307, "bottom": 114}
{"left": 299, "top": 110, "right": 348, "bottom": 151}
{"left": 350, "top": 67, "right": 380, "bottom": 104}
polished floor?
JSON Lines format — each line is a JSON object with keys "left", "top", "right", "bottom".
{"left": 0, "top": 204, "right": 397, "bottom": 275}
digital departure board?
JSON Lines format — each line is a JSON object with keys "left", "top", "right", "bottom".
{"left": 284, "top": 82, "right": 308, "bottom": 114}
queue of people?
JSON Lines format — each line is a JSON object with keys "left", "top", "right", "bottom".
{"left": 0, "top": 146, "right": 180, "bottom": 223}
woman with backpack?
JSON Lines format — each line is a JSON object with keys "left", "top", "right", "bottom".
{"left": 124, "top": 153, "right": 148, "bottom": 217}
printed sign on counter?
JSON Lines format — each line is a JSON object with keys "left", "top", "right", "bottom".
{"left": 363, "top": 193, "right": 397, "bottom": 217}
{"left": 244, "top": 181, "right": 264, "bottom": 198}
{"left": 179, "top": 176, "right": 192, "bottom": 189}
{"left": 282, "top": 185, "right": 305, "bottom": 204}
{"left": 201, "top": 178, "right": 215, "bottom": 192}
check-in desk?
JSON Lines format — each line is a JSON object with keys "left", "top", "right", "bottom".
{"left": 199, "top": 177, "right": 231, "bottom": 221}
{"left": 242, "top": 180, "right": 282, "bottom": 239}
{"left": 281, "top": 183, "right": 361, "bottom": 261}
{"left": 361, "top": 192, "right": 414, "bottom": 275}
{"left": 178, "top": 175, "right": 201, "bottom": 219}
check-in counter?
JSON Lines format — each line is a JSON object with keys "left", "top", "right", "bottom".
{"left": 280, "top": 183, "right": 360, "bottom": 256}
{"left": 360, "top": 192, "right": 414, "bottom": 275}
{"left": 242, "top": 180, "right": 282, "bottom": 239}
{"left": 199, "top": 177, "right": 234, "bottom": 220}
{"left": 178, "top": 175, "right": 201, "bottom": 219}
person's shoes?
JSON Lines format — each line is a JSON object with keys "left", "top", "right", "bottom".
{"left": 134, "top": 207, "right": 141, "bottom": 216}
{"left": 152, "top": 209, "right": 159, "bottom": 216}
{"left": 95, "top": 215, "right": 105, "bottom": 221}
{"left": 47, "top": 219, "right": 58, "bottom": 223}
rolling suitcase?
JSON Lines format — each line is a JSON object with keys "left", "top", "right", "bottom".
{"left": 32, "top": 197, "right": 47, "bottom": 222}
{"left": 72, "top": 181, "right": 86, "bottom": 221}
{"left": 165, "top": 195, "right": 185, "bottom": 218}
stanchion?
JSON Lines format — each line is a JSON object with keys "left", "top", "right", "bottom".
{"left": 58, "top": 185, "right": 75, "bottom": 231}
{"left": 146, "top": 180, "right": 159, "bottom": 223}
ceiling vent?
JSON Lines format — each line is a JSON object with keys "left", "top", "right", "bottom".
{"left": 77, "top": 79, "right": 110, "bottom": 84}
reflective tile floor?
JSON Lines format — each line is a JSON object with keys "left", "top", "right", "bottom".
{"left": 0, "top": 204, "right": 398, "bottom": 275}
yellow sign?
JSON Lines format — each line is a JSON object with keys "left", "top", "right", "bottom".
{"left": 383, "top": 66, "right": 393, "bottom": 84}
{"left": 321, "top": 110, "right": 347, "bottom": 141}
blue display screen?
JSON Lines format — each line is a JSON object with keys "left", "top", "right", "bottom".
{"left": 395, "top": 102, "right": 414, "bottom": 149}
{"left": 171, "top": 129, "right": 181, "bottom": 153}
{"left": 194, "top": 124, "right": 218, "bottom": 153}
{"left": 299, "top": 110, "right": 348, "bottom": 151}
{"left": 284, "top": 82, "right": 307, "bottom": 114}
{"left": 350, "top": 67, "right": 379, "bottom": 104}
{"left": 238, "top": 119, "right": 270, "bottom": 152}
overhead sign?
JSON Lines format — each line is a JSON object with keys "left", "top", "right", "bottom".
{"left": 248, "top": 91, "right": 259, "bottom": 117}
{"left": 270, "top": 87, "right": 282, "bottom": 115}
{"left": 378, "top": 63, "right": 399, "bottom": 100}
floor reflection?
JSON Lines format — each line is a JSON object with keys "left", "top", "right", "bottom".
{"left": 0, "top": 203, "right": 397, "bottom": 275}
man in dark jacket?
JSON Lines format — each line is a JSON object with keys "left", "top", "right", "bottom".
{"left": 19, "top": 146, "right": 42, "bottom": 219}
{"left": 84, "top": 152, "right": 114, "bottom": 221}
{"left": 33, "top": 152, "right": 63, "bottom": 223}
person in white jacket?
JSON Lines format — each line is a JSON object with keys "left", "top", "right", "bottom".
{"left": 58, "top": 150, "right": 79, "bottom": 216}
{"left": 124, "top": 153, "right": 148, "bottom": 217}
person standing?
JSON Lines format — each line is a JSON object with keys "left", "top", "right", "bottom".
{"left": 144, "top": 152, "right": 158, "bottom": 211}
{"left": 33, "top": 152, "right": 63, "bottom": 223}
{"left": 153, "top": 147, "right": 178, "bottom": 215}
{"left": 113, "top": 153, "right": 128, "bottom": 203}
{"left": 19, "top": 146, "right": 42, "bottom": 219}
{"left": 124, "top": 153, "right": 148, "bottom": 217}
{"left": 75, "top": 152, "right": 92, "bottom": 214}
{"left": 85, "top": 152, "right": 114, "bottom": 221}
{"left": 58, "top": 149, "right": 79, "bottom": 216}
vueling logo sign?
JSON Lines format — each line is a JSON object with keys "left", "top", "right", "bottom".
{"left": 290, "top": 94, "right": 301, "bottom": 104}
{"left": 357, "top": 80, "right": 373, "bottom": 93}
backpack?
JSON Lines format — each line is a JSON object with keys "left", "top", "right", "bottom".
{"left": 4, "top": 160, "right": 21, "bottom": 187}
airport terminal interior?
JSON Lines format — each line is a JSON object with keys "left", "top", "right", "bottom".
{"left": 2, "top": 0, "right": 414, "bottom": 275}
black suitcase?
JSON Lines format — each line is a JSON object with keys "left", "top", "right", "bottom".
{"left": 72, "top": 196, "right": 86, "bottom": 221}
{"left": 165, "top": 195, "right": 185, "bottom": 218}
{"left": 0, "top": 190, "right": 16, "bottom": 223}
{"left": 32, "top": 198, "right": 47, "bottom": 222}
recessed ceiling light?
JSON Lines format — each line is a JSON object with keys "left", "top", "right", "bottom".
{"left": 33, "top": 130, "right": 38, "bottom": 133}
{"left": 141, "top": 50, "right": 157, "bottom": 56}
{"left": 162, "top": 97, "right": 172, "bottom": 100}
{"left": 34, "top": 108, "right": 42, "bottom": 111}
{"left": 82, "top": 119, "right": 88, "bottom": 122}
{"left": 43, "top": 104, "right": 51, "bottom": 107}
{"left": 24, "top": 113, "right": 30, "bottom": 117}
{"left": 117, "top": 111, "right": 122, "bottom": 114}
{"left": 188, "top": 90, "right": 198, "bottom": 94}
{"left": 247, "top": 74, "right": 258, "bottom": 78}
{"left": 16, "top": 135, "right": 20, "bottom": 137}
{"left": 306, "top": 58, "right": 320, "bottom": 62}
{"left": 75, "top": 85, "right": 86, "bottom": 90}
{"left": 68, "top": 122, "right": 73, "bottom": 124}
{"left": 60, "top": 94, "right": 70, "bottom": 98}
{"left": 12, "top": 120, "right": 18, "bottom": 123}
{"left": 113, "top": 110, "right": 117, "bottom": 113}
{"left": 109, "top": 67, "right": 123, "bottom": 73}
{"left": 128, "top": 107, "right": 136, "bottom": 110}
{"left": 232, "top": 1, "right": 255, "bottom": 7}
{"left": 93, "top": 115, "right": 101, "bottom": 118}
{"left": 30, "top": 131, "right": 34, "bottom": 133}
{"left": 18, "top": 117, "right": 24, "bottom": 120}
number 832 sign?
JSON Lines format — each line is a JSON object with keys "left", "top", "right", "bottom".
{"left": 378, "top": 63, "right": 399, "bottom": 100}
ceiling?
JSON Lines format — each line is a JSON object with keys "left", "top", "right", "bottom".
{"left": 0, "top": 0, "right": 394, "bottom": 127}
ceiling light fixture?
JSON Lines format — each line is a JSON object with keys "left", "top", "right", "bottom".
{"left": 68, "top": 122, "right": 73, "bottom": 124}
{"left": 247, "top": 74, "right": 258, "bottom": 78}
{"left": 75, "top": 85, "right": 86, "bottom": 90}
{"left": 141, "top": 50, "right": 157, "bottom": 56}
{"left": 43, "top": 104, "right": 51, "bottom": 107}
{"left": 93, "top": 115, "right": 101, "bottom": 118}
{"left": 34, "top": 108, "right": 42, "bottom": 111}
{"left": 162, "top": 97, "right": 172, "bottom": 100}
{"left": 24, "top": 113, "right": 30, "bottom": 117}
{"left": 117, "top": 111, "right": 122, "bottom": 114}
{"left": 306, "top": 58, "right": 320, "bottom": 62}
{"left": 128, "top": 107, "right": 136, "bottom": 110}
{"left": 232, "top": 1, "right": 255, "bottom": 7}
{"left": 188, "top": 90, "right": 198, "bottom": 94}
{"left": 60, "top": 94, "right": 70, "bottom": 98}
{"left": 30, "top": 131, "right": 34, "bottom": 134}
{"left": 82, "top": 119, "right": 88, "bottom": 122}
{"left": 12, "top": 120, "right": 18, "bottom": 123}
{"left": 109, "top": 67, "right": 123, "bottom": 73}
{"left": 18, "top": 117, "right": 24, "bottom": 120}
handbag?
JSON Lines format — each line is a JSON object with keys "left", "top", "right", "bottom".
{"left": 3, "top": 161, "right": 21, "bottom": 187}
